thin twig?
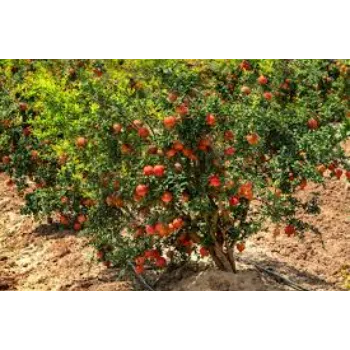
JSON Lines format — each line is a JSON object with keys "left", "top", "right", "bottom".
{"left": 127, "top": 261, "right": 154, "bottom": 291}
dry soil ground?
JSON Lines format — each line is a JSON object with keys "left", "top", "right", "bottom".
{"left": 1, "top": 142, "right": 349, "bottom": 291}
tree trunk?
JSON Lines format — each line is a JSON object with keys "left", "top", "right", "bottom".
{"left": 209, "top": 243, "right": 236, "bottom": 273}
{"left": 206, "top": 211, "right": 236, "bottom": 273}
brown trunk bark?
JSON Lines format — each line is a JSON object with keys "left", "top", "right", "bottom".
{"left": 209, "top": 243, "right": 236, "bottom": 273}
{"left": 206, "top": 211, "right": 236, "bottom": 273}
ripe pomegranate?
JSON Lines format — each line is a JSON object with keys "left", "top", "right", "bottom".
{"left": 30, "top": 150, "right": 39, "bottom": 160}
{"left": 236, "top": 242, "right": 245, "bottom": 253}
{"left": 77, "top": 214, "right": 87, "bottom": 224}
{"left": 155, "top": 257, "right": 167, "bottom": 268}
{"left": 134, "top": 228, "right": 144, "bottom": 238}
{"left": 114, "top": 196, "right": 124, "bottom": 208}
{"left": 183, "top": 238, "right": 194, "bottom": 249}
{"left": 176, "top": 104, "right": 189, "bottom": 116}
{"left": 23, "top": 127, "right": 31, "bottom": 137}
{"left": 182, "top": 148, "right": 194, "bottom": 158}
{"left": 224, "top": 130, "right": 234, "bottom": 141}
{"left": 206, "top": 114, "right": 216, "bottom": 126}
{"left": 208, "top": 175, "right": 221, "bottom": 187}
{"left": 241, "top": 86, "right": 251, "bottom": 95}
{"left": 81, "top": 198, "right": 95, "bottom": 207}
{"left": 172, "top": 218, "right": 184, "bottom": 230}
{"left": 224, "top": 147, "right": 235, "bottom": 156}
{"left": 73, "top": 223, "right": 82, "bottom": 231}
{"left": 163, "top": 116, "right": 177, "bottom": 129}
{"left": 96, "top": 251, "right": 104, "bottom": 260}
{"left": 198, "top": 138, "right": 211, "bottom": 151}
{"left": 1, "top": 119, "right": 11, "bottom": 128}
{"left": 153, "top": 165, "right": 166, "bottom": 177}
{"left": 199, "top": 247, "right": 210, "bottom": 258}
{"left": 59, "top": 215, "right": 69, "bottom": 226}
{"left": 2, "top": 156, "right": 10, "bottom": 164}
{"left": 197, "top": 140, "right": 208, "bottom": 152}
{"left": 173, "top": 141, "right": 184, "bottom": 151}
{"left": 238, "top": 182, "right": 253, "bottom": 201}
{"left": 257, "top": 75, "right": 268, "bottom": 85}
{"left": 317, "top": 164, "right": 327, "bottom": 175}
{"left": 328, "top": 163, "right": 337, "bottom": 172}
{"left": 181, "top": 192, "right": 190, "bottom": 203}
{"left": 143, "top": 165, "right": 154, "bottom": 176}
{"left": 274, "top": 188, "right": 282, "bottom": 197}
{"left": 135, "top": 265, "right": 145, "bottom": 274}
{"left": 135, "top": 256, "right": 145, "bottom": 266}
{"left": 284, "top": 225, "right": 296, "bottom": 237}
{"left": 345, "top": 170, "right": 350, "bottom": 180}
{"left": 168, "top": 92, "right": 178, "bottom": 103}
{"left": 112, "top": 123, "right": 122, "bottom": 134}
{"left": 155, "top": 223, "right": 169, "bottom": 237}
{"left": 307, "top": 118, "right": 319, "bottom": 130}
{"left": 146, "top": 225, "right": 156, "bottom": 235}
{"left": 121, "top": 144, "right": 132, "bottom": 154}
{"left": 263, "top": 92, "right": 273, "bottom": 100}
{"left": 166, "top": 149, "right": 177, "bottom": 158}
{"left": 138, "top": 127, "right": 150, "bottom": 138}
{"left": 188, "top": 153, "right": 198, "bottom": 161}
{"left": 93, "top": 68, "right": 103, "bottom": 77}
{"left": 76, "top": 137, "right": 88, "bottom": 148}
{"left": 335, "top": 168, "right": 343, "bottom": 179}
{"left": 161, "top": 191, "right": 173, "bottom": 203}
{"left": 229, "top": 196, "right": 240, "bottom": 206}
{"left": 147, "top": 145, "right": 158, "bottom": 155}
{"left": 60, "top": 196, "right": 69, "bottom": 204}
{"left": 144, "top": 250, "right": 153, "bottom": 259}
{"left": 19, "top": 102, "right": 28, "bottom": 112}
{"left": 246, "top": 133, "right": 260, "bottom": 145}
{"left": 240, "top": 60, "right": 251, "bottom": 71}
{"left": 147, "top": 249, "right": 160, "bottom": 259}
{"left": 135, "top": 184, "right": 149, "bottom": 197}
{"left": 35, "top": 181, "right": 46, "bottom": 189}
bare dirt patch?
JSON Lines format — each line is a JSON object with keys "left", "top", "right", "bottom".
{"left": 244, "top": 140, "right": 350, "bottom": 291}
{"left": 0, "top": 174, "right": 131, "bottom": 291}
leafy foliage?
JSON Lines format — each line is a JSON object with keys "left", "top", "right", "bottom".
{"left": 1, "top": 59, "right": 349, "bottom": 272}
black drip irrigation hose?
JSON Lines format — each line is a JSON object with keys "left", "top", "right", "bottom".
{"left": 236, "top": 256, "right": 309, "bottom": 291}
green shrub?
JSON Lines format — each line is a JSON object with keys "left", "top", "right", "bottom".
{"left": 1, "top": 59, "right": 349, "bottom": 273}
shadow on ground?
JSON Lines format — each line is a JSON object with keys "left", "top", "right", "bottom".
{"left": 32, "top": 223, "right": 78, "bottom": 240}
{"left": 241, "top": 254, "right": 337, "bottom": 290}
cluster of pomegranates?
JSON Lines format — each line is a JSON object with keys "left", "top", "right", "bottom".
{"left": 58, "top": 210, "right": 87, "bottom": 231}
{"left": 134, "top": 249, "right": 167, "bottom": 274}
{"left": 137, "top": 217, "right": 184, "bottom": 239}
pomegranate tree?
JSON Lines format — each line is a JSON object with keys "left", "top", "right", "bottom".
{"left": 0, "top": 59, "right": 349, "bottom": 274}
